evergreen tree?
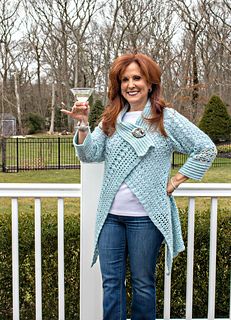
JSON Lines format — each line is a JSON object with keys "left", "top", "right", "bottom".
{"left": 25, "top": 113, "right": 45, "bottom": 134}
{"left": 199, "top": 95, "right": 231, "bottom": 143}
{"left": 54, "top": 106, "right": 68, "bottom": 132}
{"left": 89, "top": 99, "right": 104, "bottom": 130}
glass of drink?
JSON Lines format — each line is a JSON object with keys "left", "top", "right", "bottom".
{"left": 70, "top": 87, "right": 93, "bottom": 127}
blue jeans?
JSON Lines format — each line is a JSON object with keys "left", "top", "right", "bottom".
{"left": 98, "top": 214, "right": 164, "bottom": 320}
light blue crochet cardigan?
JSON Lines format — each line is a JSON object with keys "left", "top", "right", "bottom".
{"left": 73, "top": 100, "right": 217, "bottom": 273}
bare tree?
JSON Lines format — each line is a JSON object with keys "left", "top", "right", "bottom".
{"left": 196, "top": 0, "right": 231, "bottom": 106}
{"left": 0, "top": 0, "right": 21, "bottom": 87}
{"left": 172, "top": 0, "right": 207, "bottom": 121}
{"left": 0, "top": 0, "right": 23, "bottom": 134}
{"left": 25, "top": 24, "right": 49, "bottom": 114}
{"left": 1, "top": 0, "right": 230, "bottom": 134}
{"left": 66, "top": 0, "right": 106, "bottom": 86}
{"left": 25, "top": 0, "right": 104, "bottom": 133}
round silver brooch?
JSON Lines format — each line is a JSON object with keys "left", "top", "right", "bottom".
{"left": 132, "top": 127, "right": 146, "bottom": 138}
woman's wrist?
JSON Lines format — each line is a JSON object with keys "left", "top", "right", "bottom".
{"left": 76, "top": 122, "right": 89, "bottom": 132}
{"left": 171, "top": 173, "right": 188, "bottom": 188}
{"left": 170, "top": 177, "right": 177, "bottom": 190}
{"left": 167, "top": 174, "right": 188, "bottom": 196}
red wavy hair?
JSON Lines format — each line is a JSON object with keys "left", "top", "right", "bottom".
{"left": 101, "top": 53, "right": 168, "bottom": 136}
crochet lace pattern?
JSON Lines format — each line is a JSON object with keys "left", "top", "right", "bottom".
{"left": 73, "top": 101, "right": 217, "bottom": 273}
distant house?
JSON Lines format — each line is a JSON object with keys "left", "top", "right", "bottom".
{"left": 0, "top": 113, "right": 16, "bottom": 136}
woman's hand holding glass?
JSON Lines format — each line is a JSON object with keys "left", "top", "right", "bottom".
{"left": 61, "top": 101, "right": 90, "bottom": 144}
{"left": 61, "top": 101, "right": 90, "bottom": 125}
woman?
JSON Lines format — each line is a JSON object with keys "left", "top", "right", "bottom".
{"left": 61, "top": 53, "right": 217, "bottom": 320}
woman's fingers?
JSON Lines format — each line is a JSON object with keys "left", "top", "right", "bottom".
{"left": 60, "top": 102, "right": 89, "bottom": 120}
{"left": 60, "top": 108, "right": 85, "bottom": 121}
{"left": 60, "top": 109, "right": 71, "bottom": 115}
{"left": 166, "top": 181, "right": 174, "bottom": 196}
{"left": 71, "top": 105, "right": 88, "bottom": 114}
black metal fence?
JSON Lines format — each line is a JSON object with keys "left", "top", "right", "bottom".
{"left": 172, "top": 149, "right": 231, "bottom": 168}
{"left": 0, "top": 137, "right": 80, "bottom": 173}
{"left": 0, "top": 137, "right": 230, "bottom": 172}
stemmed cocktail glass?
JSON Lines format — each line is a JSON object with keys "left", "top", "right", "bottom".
{"left": 70, "top": 87, "right": 93, "bottom": 128}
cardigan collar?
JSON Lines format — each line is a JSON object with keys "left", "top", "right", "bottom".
{"left": 116, "top": 99, "right": 156, "bottom": 157}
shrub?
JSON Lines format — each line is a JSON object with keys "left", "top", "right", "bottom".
{"left": 25, "top": 113, "right": 45, "bottom": 134}
{"left": 199, "top": 95, "right": 231, "bottom": 143}
{"left": 0, "top": 211, "right": 80, "bottom": 319}
{"left": 0, "top": 208, "right": 229, "bottom": 319}
{"left": 88, "top": 99, "right": 104, "bottom": 130}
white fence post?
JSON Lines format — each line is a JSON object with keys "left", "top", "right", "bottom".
{"left": 58, "top": 198, "right": 65, "bottom": 320}
{"left": 186, "top": 197, "right": 195, "bottom": 320}
{"left": 164, "top": 246, "right": 171, "bottom": 320}
{"left": 80, "top": 163, "right": 104, "bottom": 320}
{"left": 208, "top": 197, "right": 218, "bottom": 320}
{"left": 12, "top": 198, "right": 20, "bottom": 320}
{"left": 35, "top": 198, "right": 42, "bottom": 320}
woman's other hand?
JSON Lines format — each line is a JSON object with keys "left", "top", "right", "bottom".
{"left": 166, "top": 178, "right": 177, "bottom": 196}
{"left": 167, "top": 173, "right": 188, "bottom": 196}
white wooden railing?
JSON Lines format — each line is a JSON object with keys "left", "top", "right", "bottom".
{"left": 0, "top": 162, "right": 230, "bottom": 320}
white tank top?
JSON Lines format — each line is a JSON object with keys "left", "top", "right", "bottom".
{"left": 109, "top": 111, "right": 148, "bottom": 217}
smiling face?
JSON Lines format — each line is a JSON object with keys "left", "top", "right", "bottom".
{"left": 120, "top": 62, "right": 151, "bottom": 111}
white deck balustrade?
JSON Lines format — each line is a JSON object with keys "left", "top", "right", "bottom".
{"left": 0, "top": 162, "right": 230, "bottom": 320}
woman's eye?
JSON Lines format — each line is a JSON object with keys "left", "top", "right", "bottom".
{"left": 133, "top": 76, "right": 141, "bottom": 80}
{"left": 122, "top": 78, "right": 128, "bottom": 82}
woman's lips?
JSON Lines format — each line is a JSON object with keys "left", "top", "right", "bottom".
{"left": 127, "top": 91, "right": 139, "bottom": 96}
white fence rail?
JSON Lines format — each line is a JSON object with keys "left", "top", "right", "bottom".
{"left": 0, "top": 162, "right": 230, "bottom": 320}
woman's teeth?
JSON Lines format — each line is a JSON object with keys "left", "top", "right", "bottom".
{"left": 128, "top": 91, "right": 138, "bottom": 96}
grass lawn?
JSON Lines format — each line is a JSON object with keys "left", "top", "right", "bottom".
{"left": 0, "top": 165, "right": 230, "bottom": 216}
{"left": 0, "top": 169, "right": 81, "bottom": 218}
{"left": 0, "top": 169, "right": 80, "bottom": 183}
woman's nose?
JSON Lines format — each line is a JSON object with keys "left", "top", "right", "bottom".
{"left": 128, "top": 79, "right": 135, "bottom": 88}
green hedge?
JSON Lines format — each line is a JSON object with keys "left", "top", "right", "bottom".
{"left": 0, "top": 211, "right": 80, "bottom": 319}
{"left": 0, "top": 208, "right": 230, "bottom": 319}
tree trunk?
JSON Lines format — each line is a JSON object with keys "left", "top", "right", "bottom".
{"left": 74, "top": 48, "right": 79, "bottom": 87}
{"left": 37, "top": 57, "right": 42, "bottom": 114}
{"left": 14, "top": 71, "right": 22, "bottom": 134}
{"left": 49, "top": 79, "right": 56, "bottom": 134}
{"left": 191, "top": 33, "right": 199, "bottom": 122}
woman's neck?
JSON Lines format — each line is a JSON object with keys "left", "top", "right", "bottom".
{"left": 128, "top": 105, "right": 145, "bottom": 112}
{"left": 128, "top": 100, "right": 148, "bottom": 112}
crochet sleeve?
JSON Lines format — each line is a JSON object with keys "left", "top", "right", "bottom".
{"left": 73, "top": 123, "right": 107, "bottom": 163}
{"left": 164, "top": 108, "right": 217, "bottom": 180}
